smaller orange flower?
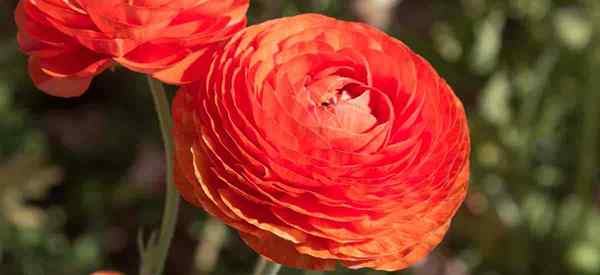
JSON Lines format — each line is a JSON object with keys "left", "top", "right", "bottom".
{"left": 15, "top": 0, "right": 249, "bottom": 97}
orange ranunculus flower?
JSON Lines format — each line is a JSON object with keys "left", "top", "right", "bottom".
{"left": 15, "top": 0, "right": 249, "bottom": 97}
{"left": 172, "top": 14, "right": 470, "bottom": 271}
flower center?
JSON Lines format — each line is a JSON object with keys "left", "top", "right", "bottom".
{"left": 290, "top": 73, "right": 391, "bottom": 138}
{"left": 319, "top": 90, "right": 352, "bottom": 107}
{"left": 311, "top": 86, "right": 377, "bottom": 134}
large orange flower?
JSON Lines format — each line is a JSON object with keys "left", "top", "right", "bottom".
{"left": 173, "top": 14, "right": 470, "bottom": 271}
{"left": 15, "top": 0, "right": 249, "bottom": 97}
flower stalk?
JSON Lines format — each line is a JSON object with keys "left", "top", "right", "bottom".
{"left": 253, "top": 257, "right": 282, "bottom": 275}
{"left": 141, "top": 76, "right": 181, "bottom": 275}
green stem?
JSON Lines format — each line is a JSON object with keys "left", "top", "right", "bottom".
{"left": 571, "top": 41, "right": 600, "bottom": 235}
{"left": 253, "top": 257, "right": 282, "bottom": 275}
{"left": 570, "top": 0, "right": 600, "bottom": 232}
{"left": 576, "top": 54, "right": 600, "bottom": 201}
{"left": 145, "top": 76, "right": 181, "bottom": 275}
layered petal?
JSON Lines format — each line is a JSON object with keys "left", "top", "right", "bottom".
{"left": 173, "top": 14, "right": 470, "bottom": 271}
{"left": 15, "top": 0, "right": 249, "bottom": 96}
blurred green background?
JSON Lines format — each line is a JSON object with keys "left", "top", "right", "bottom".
{"left": 1, "top": 0, "right": 599, "bottom": 274}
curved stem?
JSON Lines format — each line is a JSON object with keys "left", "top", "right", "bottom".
{"left": 146, "top": 76, "right": 181, "bottom": 275}
{"left": 253, "top": 257, "right": 282, "bottom": 275}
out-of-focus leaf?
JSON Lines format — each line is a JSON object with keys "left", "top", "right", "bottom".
{"left": 471, "top": 10, "right": 505, "bottom": 74}
{"left": 432, "top": 23, "right": 463, "bottom": 62}
{"left": 73, "top": 235, "right": 101, "bottom": 267}
{"left": 0, "top": 152, "right": 62, "bottom": 230}
{"left": 534, "top": 165, "right": 563, "bottom": 187}
{"left": 554, "top": 8, "right": 592, "bottom": 51}
{"left": 511, "top": 0, "right": 551, "bottom": 21}
{"left": 477, "top": 142, "right": 503, "bottom": 168}
{"left": 461, "top": 0, "right": 487, "bottom": 18}
{"left": 193, "top": 218, "right": 229, "bottom": 274}
{"left": 568, "top": 242, "right": 600, "bottom": 274}
{"left": 479, "top": 70, "right": 511, "bottom": 126}
{"left": 522, "top": 192, "right": 555, "bottom": 237}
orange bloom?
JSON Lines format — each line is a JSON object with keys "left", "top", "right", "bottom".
{"left": 172, "top": 14, "right": 470, "bottom": 271}
{"left": 15, "top": 0, "right": 249, "bottom": 97}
